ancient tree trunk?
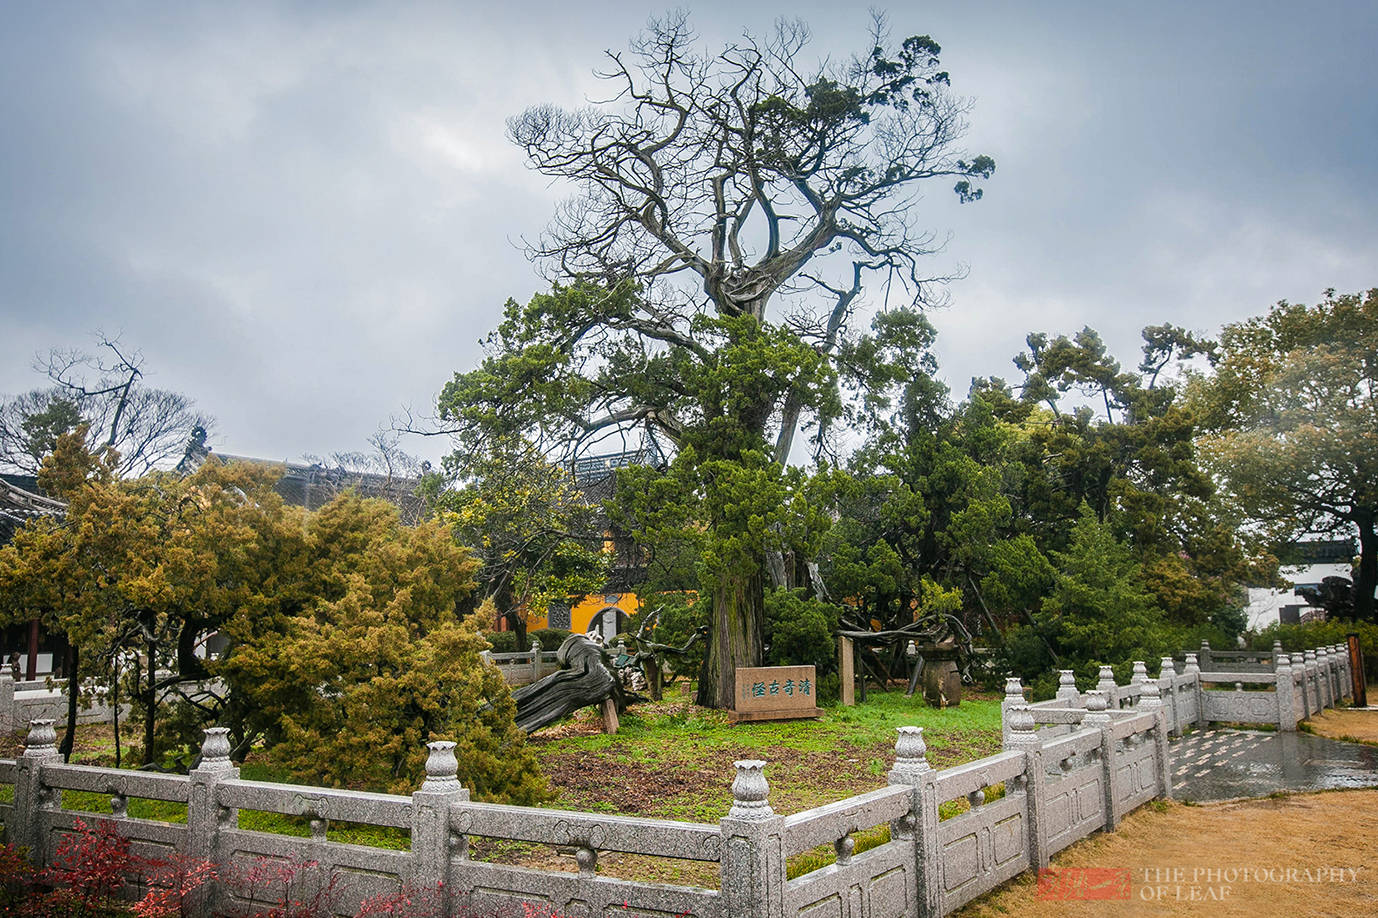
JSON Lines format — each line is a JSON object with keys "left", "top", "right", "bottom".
{"left": 143, "top": 638, "right": 157, "bottom": 765}
{"left": 504, "top": 607, "right": 528, "bottom": 648}
{"left": 176, "top": 620, "right": 208, "bottom": 681}
{"left": 1356, "top": 510, "right": 1377, "bottom": 622}
{"left": 696, "top": 568, "right": 766, "bottom": 710}
{"left": 59, "top": 645, "right": 78, "bottom": 762}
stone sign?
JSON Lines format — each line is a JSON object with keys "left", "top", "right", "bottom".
{"left": 730, "top": 665, "right": 822, "bottom": 722}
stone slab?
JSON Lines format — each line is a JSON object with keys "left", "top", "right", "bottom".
{"left": 732, "top": 665, "right": 819, "bottom": 719}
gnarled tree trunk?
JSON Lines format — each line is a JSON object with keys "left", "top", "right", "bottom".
{"left": 696, "top": 568, "right": 765, "bottom": 709}
{"left": 1356, "top": 510, "right": 1377, "bottom": 622}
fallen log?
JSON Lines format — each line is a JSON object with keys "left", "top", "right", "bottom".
{"left": 512, "top": 633, "right": 632, "bottom": 734}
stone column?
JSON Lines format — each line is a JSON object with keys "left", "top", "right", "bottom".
{"left": 1157, "top": 657, "right": 1179, "bottom": 735}
{"left": 1293, "top": 654, "right": 1310, "bottom": 718}
{"left": 1335, "top": 644, "right": 1353, "bottom": 701}
{"left": 1272, "top": 640, "right": 1285, "bottom": 670}
{"left": 1327, "top": 646, "right": 1342, "bottom": 705}
{"left": 1316, "top": 648, "right": 1328, "bottom": 709}
{"left": 11, "top": 719, "right": 59, "bottom": 865}
{"left": 1001, "top": 677, "right": 1025, "bottom": 746}
{"left": 1136, "top": 680, "right": 1173, "bottom": 800}
{"left": 411, "top": 741, "right": 470, "bottom": 900}
{"left": 1083, "top": 692, "right": 1119, "bottom": 831}
{"left": 0, "top": 673, "right": 14, "bottom": 735}
{"left": 1183, "top": 653, "right": 1202, "bottom": 727}
{"left": 1096, "top": 666, "right": 1118, "bottom": 709}
{"left": 1304, "top": 650, "right": 1321, "bottom": 712}
{"left": 1328, "top": 642, "right": 1339, "bottom": 700}
{"left": 1330, "top": 645, "right": 1341, "bottom": 705}
{"left": 1275, "top": 653, "right": 1297, "bottom": 731}
{"left": 888, "top": 728, "right": 941, "bottom": 918}
{"left": 529, "top": 640, "right": 543, "bottom": 682}
{"left": 1004, "top": 705, "right": 1049, "bottom": 869}
{"left": 1131, "top": 661, "right": 1148, "bottom": 685}
{"left": 187, "top": 727, "right": 239, "bottom": 915}
{"left": 838, "top": 636, "right": 855, "bottom": 707}
{"left": 1055, "top": 670, "right": 1079, "bottom": 706}
{"left": 720, "top": 760, "right": 786, "bottom": 918}
{"left": 1316, "top": 646, "right": 1329, "bottom": 708}
{"left": 1199, "top": 640, "right": 1213, "bottom": 672}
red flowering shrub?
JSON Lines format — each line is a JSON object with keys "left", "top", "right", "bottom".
{"left": 0, "top": 842, "right": 37, "bottom": 908}
{"left": 132, "top": 854, "right": 217, "bottom": 918}
{"left": 4, "top": 821, "right": 657, "bottom": 918}
{"left": 355, "top": 882, "right": 445, "bottom": 917}
{"left": 229, "top": 855, "right": 338, "bottom": 918}
{"left": 41, "top": 817, "right": 142, "bottom": 916}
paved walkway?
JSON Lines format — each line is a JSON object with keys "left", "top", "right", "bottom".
{"left": 1172, "top": 727, "right": 1378, "bottom": 801}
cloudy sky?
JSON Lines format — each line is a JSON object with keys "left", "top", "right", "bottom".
{"left": 2, "top": 1, "right": 1375, "bottom": 466}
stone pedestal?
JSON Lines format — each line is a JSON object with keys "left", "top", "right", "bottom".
{"left": 918, "top": 643, "right": 961, "bottom": 707}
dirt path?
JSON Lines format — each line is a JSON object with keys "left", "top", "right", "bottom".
{"left": 956, "top": 789, "right": 1378, "bottom": 917}
{"left": 1305, "top": 705, "right": 1378, "bottom": 745}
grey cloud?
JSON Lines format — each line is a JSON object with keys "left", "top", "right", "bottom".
{"left": 2, "top": 0, "right": 1375, "bottom": 463}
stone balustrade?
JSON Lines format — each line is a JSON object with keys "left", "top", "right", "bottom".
{"left": 1011, "top": 642, "right": 1353, "bottom": 738}
{"left": 483, "top": 640, "right": 562, "bottom": 686}
{"left": 0, "top": 640, "right": 1354, "bottom": 918}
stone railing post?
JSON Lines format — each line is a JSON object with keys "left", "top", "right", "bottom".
{"left": 1324, "top": 644, "right": 1336, "bottom": 698}
{"left": 1183, "top": 653, "right": 1202, "bottom": 727}
{"left": 1315, "top": 646, "right": 1329, "bottom": 708}
{"left": 529, "top": 640, "right": 543, "bottom": 682}
{"left": 10, "top": 719, "right": 59, "bottom": 865}
{"left": 1322, "top": 645, "right": 1336, "bottom": 701}
{"left": 1157, "top": 657, "right": 1179, "bottom": 735}
{"left": 1136, "top": 680, "right": 1173, "bottom": 800}
{"left": 1001, "top": 677, "right": 1025, "bottom": 746}
{"left": 1199, "top": 640, "right": 1213, "bottom": 672}
{"left": 838, "top": 635, "right": 856, "bottom": 707}
{"left": 1272, "top": 640, "right": 1285, "bottom": 669}
{"left": 1095, "top": 665, "right": 1118, "bottom": 709}
{"left": 1084, "top": 692, "right": 1119, "bottom": 831}
{"left": 411, "top": 740, "right": 470, "bottom": 899}
{"left": 1055, "top": 670, "right": 1079, "bottom": 706}
{"left": 888, "top": 728, "right": 941, "bottom": 918}
{"left": 1275, "top": 653, "right": 1297, "bottom": 732}
{"left": 1335, "top": 644, "right": 1352, "bottom": 701}
{"left": 1304, "top": 650, "right": 1320, "bottom": 712}
{"left": 1004, "top": 705, "right": 1048, "bottom": 869}
{"left": 1292, "top": 653, "right": 1311, "bottom": 718}
{"left": 720, "top": 760, "right": 786, "bottom": 918}
{"left": 0, "top": 673, "right": 14, "bottom": 735}
{"left": 1339, "top": 644, "right": 1350, "bottom": 700}
{"left": 1131, "top": 661, "right": 1148, "bottom": 685}
{"left": 1317, "top": 647, "right": 1329, "bottom": 708}
{"left": 188, "top": 727, "right": 239, "bottom": 915}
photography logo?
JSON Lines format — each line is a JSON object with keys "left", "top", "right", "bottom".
{"left": 1036, "top": 867, "right": 1132, "bottom": 901}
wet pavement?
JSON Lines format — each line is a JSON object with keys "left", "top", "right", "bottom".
{"left": 1172, "top": 728, "right": 1378, "bottom": 802}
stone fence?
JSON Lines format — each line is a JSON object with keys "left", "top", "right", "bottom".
{"left": 481, "top": 641, "right": 562, "bottom": 687}
{"left": 0, "top": 674, "right": 124, "bottom": 734}
{"left": 0, "top": 641, "right": 1349, "bottom": 918}
{"left": 1006, "top": 641, "right": 1354, "bottom": 746}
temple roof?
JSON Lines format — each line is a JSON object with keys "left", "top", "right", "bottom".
{"left": 0, "top": 474, "right": 66, "bottom": 544}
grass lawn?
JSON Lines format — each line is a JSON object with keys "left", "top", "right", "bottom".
{"left": 531, "top": 685, "right": 1003, "bottom": 821}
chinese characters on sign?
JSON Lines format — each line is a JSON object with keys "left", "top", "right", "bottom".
{"left": 748, "top": 678, "right": 813, "bottom": 698}
{"left": 731, "top": 665, "right": 821, "bottom": 722}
